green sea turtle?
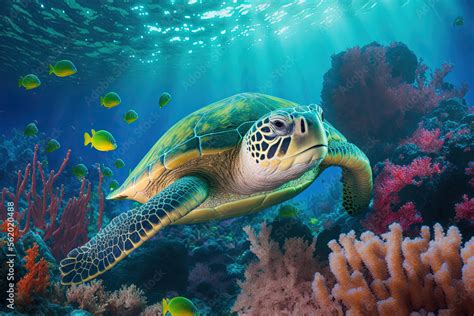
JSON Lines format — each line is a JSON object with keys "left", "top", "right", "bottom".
{"left": 60, "top": 93, "right": 372, "bottom": 285}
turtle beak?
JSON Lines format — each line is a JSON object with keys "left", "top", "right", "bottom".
{"left": 279, "top": 112, "right": 328, "bottom": 167}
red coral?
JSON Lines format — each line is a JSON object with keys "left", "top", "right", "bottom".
{"left": 455, "top": 194, "right": 474, "bottom": 222}
{"left": 402, "top": 126, "right": 444, "bottom": 153}
{"left": 0, "top": 145, "right": 104, "bottom": 259}
{"left": 16, "top": 243, "right": 50, "bottom": 305}
{"left": 363, "top": 157, "right": 442, "bottom": 233}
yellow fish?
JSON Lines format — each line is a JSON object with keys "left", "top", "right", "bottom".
{"left": 84, "top": 129, "right": 117, "bottom": 152}
{"left": 49, "top": 60, "right": 77, "bottom": 77}
{"left": 100, "top": 92, "right": 121, "bottom": 108}
{"left": 162, "top": 297, "right": 199, "bottom": 316}
{"left": 18, "top": 74, "right": 41, "bottom": 90}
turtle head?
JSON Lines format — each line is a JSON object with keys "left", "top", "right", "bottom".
{"left": 238, "top": 105, "right": 328, "bottom": 192}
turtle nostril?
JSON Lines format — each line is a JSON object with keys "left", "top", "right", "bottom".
{"left": 300, "top": 118, "right": 306, "bottom": 134}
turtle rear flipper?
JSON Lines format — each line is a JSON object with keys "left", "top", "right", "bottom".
{"left": 60, "top": 176, "right": 208, "bottom": 285}
{"left": 321, "top": 141, "right": 373, "bottom": 215}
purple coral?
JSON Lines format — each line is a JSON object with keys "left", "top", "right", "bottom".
{"left": 321, "top": 42, "right": 467, "bottom": 160}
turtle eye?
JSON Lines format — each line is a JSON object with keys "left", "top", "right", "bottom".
{"left": 273, "top": 120, "right": 285, "bottom": 128}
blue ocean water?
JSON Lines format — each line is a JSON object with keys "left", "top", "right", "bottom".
{"left": 0, "top": 1, "right": 473, "bottom": 315}
{"left": 1, "top": 0, "right": 472, "bottom": 179}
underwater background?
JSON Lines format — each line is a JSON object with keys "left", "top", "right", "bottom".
{"left": 0, "top": 0, "right": 473, "bottom": 315}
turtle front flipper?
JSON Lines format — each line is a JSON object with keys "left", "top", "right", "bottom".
{"left": 60, "top": 176, "right": 208, "bottom": 285}
{"left": 321, "top": 141, "right": 373, "bottom": 215}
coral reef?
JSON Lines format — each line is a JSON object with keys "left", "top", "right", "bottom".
{"left": 16, "top": 243, "right": 51, "bottom": 306}
{"left": 363, "top": 97, "right": 473, "bottom": 234}
{"left": 67, "top": 280, "right": 160, "bottom": 316}
{"left": 0, "top": 144, "right": 105, "bottom": 259}
{"left": 104, "top": 284, "right": 147, "bottom": 316}
{"left": 234, "top": 222, "right": 474, "bottom": 315}
{"left": 232, "top": 223, "right": 325, "bottom": 314}
{"left": 66, "top": 280, "right": 109, "bottom": 314}
{"left": 321, "top": 42, "right": 467, "bottom": 161}
{"left": 401, "top": 125, "right": 444, "bottom": 153}
{"left": 363, "top": 157, "right": 442, "bottom": 234}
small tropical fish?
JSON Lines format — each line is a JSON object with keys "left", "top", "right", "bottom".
{"left": 24, "top": 122, "right": 38, "bottom": 137}
{"left": 84, "top": 129, "right": 117, "bottom": 152}
{"left": 159, "top": 92, "right": 172, "bottom": 108}
{"left": 123, "top": 110, "right": 138, "bottom": 124}
{"left": 101, "top": 166, "right": 113, "bottom": 177}
{"left": 100, "top": 92, "right": 121, "bottom": 108}
{"left": 18, "top": 74, "right": 41, "bottom": 90}
{"left": 49, "top": 60, "right": 77, "bottom": 77}
{"left": 72, "top": 163, "right": 88, "bottom": 179}
{"left": 41, "top": 159, "right": 49, "bottom": 167}
{"left": 109, "top": 179, "right": 119, "bottom": 191}
{"left": 162, "top": 296, "right": 199, "bottom": 316}
{"left": 453, "top": 16, "right": 464, "bottom": 27}
{"left": 46, "top": 139, "right": 60, "bottom": 153}
{"left": 309, "top": 217, "right": 319, "bottom": 225}
{"left": 277, "top": 205, "right": 299, "bottom": 218}
{"left": 114, "top": 158, "right": 125, "bottom": 169}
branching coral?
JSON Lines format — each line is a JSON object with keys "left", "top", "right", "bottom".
{"left": 234, "top": 222, "right": 474, "bottom": 315}
{"left": 363, "top": 157, "right": 443, "bottom": 233}
{"left": 66, "top": 280, "right": 150, "bottom": 316}
{"left": 66, "top": 280, "right": 109, "bottom": 315}
{"left": 402, "top": 126, "right": 444, "bottom": 153}
{"left": 0, "top": 145, "right": 105, "bottom": 259}
{"left": 321, "top": 42, "right": 467, "bottom": 159}
{"left": 314, "top": 223, "right": 473, "bottom": 315}
{"left": 455, "top": 194, "right": 474, "bottom": 222}
{"left": 107, "top": 284, "right": 148, "bottom": 316}
{"left": 16, "top": 243, "right": 50, "bottom": 306}
{"left": 232, "top": 223, "right": 326, "bottom": 315}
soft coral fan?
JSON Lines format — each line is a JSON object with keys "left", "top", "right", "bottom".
{"left": 232, "top": 223, "right": 326, "bottom": 315}
{"left": 234, "top": 223, "right": 473, "bottom": 315}
{"left": 363, "top": 157, "right": 442, "bottom": 233}
{"left": 402, "top": 126, "right": 444, "bottom": 153}
{"left": 16, "top": 243, "right": 50, "bottom": 306}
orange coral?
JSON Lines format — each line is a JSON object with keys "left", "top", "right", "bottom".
{"left": 314, "top": 223, "right": 474, "bottom": 315}
{"left": 16, "top": 243, "right": 51, "bottom": 305}
{"left": 0, "top": 220, "right": 20, "bottom": 243}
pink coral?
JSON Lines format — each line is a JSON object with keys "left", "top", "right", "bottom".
{"left": 66, "top": 280, "right": 149, "bottom": 316}
{"left": 107, "top": 284, "right": 147, "bottom": 316}
{"left": 454, "top": 194, "right": 474, "bottom": 222}
{"left": 363, "top": 157, "right": 442, "bottom": 233}
{"left": 235, "top": 222, "right": 474, "bottom": 315}
{"left": 232, "top": 223, "right": 327, "bottom": 315}
{"left": 66, "top": 280, "right": 109, "bottom": 314}
{"left": 402, "top": 126, "right": 444, "bottom": 153}
{"left": 321, "top": 42, "right": 467, "bottom": 158}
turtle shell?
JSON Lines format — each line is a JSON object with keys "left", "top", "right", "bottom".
{"left": 108, "top": 93, "right": 298, "bottom": 202}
